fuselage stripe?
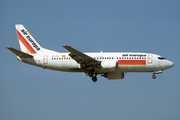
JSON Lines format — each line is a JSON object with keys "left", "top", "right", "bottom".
{"left": 118, "top": 60, "right": 146, "bottom": 65}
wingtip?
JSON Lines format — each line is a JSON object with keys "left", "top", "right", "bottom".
{"left": 6, "top": 46, "right": 11, "bottom": 49}
{"left": 62, "top": 45, "right": 71, "bottom": 47}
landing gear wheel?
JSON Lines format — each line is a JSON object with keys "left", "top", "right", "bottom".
{"left": 152, "top": 74, "right": 156, "bottom": 79}
{"left": 88, "top": 72, "right": 93, "bottom": 77}
{"left": 92, "top": 76, "right": 97, "bottom": 82}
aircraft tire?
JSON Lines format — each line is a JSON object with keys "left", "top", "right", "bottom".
{"left": 152, "top": 74, "right": 156, "bottom": 79}
{"left": 88, "top": 72, "right": 93, "bottom": 77}
{"left": 92, "top": 76, "right": 97, "bottom": 82}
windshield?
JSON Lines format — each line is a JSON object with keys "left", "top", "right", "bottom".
{"left": 158, "top": 57, "right": 166, "bottom": 60}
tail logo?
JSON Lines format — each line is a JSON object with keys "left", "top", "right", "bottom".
{"left": 21, "top": 29, "right": 40, "bottom": 51}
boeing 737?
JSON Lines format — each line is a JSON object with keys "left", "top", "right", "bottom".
{"left": 7, "top": 24, "right": 174, "bottom": 82}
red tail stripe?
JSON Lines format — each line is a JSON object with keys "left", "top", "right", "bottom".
{"left": 118, "top": 60, "right": 146, "bottom": 65}
{"left": 16, "top": 30, "right": 36, "bottom": 54}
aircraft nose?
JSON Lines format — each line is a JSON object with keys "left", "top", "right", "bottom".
{"left": 167, "top": 60, "right": 174, "bottom": 68}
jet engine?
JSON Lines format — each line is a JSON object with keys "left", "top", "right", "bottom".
{"left": 101, "top": 61, "right": 117, "bottom": 70}
{"left": 102, "top": 72, "right": 124, "bottom": 79}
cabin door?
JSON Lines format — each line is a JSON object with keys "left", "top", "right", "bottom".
{"left": 43, "top": 55, "right": 48, "bottom": 64}
{"left": 148, "top": 55, "right": 152, "bottom": 64}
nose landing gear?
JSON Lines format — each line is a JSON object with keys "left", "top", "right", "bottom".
{"left": 152, "top": 74, "right": 156, "bottom": 79}
{"left": 152, "top": 71, "right": 162, "bottom": 79}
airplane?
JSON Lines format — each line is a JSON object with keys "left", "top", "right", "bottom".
{"left": 7, "top": 24, "right": 174, "bottom": 82}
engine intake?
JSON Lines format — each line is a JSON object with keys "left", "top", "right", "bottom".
{"left": 101, "top": 61, "right": 117, "bottom": 70}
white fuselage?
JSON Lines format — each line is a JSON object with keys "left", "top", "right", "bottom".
{"left": 18, "top": 51, "right": 174, "bottom": 74}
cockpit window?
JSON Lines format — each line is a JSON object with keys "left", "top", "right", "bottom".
{"left": 158, "top": 57, "right": 166, "bottom": 60}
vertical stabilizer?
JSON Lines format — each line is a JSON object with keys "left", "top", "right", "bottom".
{"left": 15, "top": 24, "right": 42, "bottom": 54}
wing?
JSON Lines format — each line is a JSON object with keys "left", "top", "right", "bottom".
{"left": 6, "top": 47, "right": 33, "bottom": 58}
{"left": 63, "top": 45, "right": 100, "bottom": 68}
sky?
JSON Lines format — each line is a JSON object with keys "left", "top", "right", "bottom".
{"left": 0, "top": 0, "right": 180, "bottom": 120}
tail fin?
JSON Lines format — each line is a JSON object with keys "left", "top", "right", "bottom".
{"left": 15, "top": 24, "right": 42, "bottom": 54}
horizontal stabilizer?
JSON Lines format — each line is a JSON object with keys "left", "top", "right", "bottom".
{"left": 6, "top": 47, "right": 33, "bottom": 58}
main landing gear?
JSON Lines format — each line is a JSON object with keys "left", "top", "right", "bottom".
{"left": 92, "top": 76, "right": 97, "bottom": 82}
{"left": 88, "top": 70, "right": 97, "bottom": 82}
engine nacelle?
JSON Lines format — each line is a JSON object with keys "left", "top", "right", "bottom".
{"left": 102, "top": 72, "right": 124, "bottom": 79}
{"left": 101, "top": 61, "right": 117, "bottom": 70}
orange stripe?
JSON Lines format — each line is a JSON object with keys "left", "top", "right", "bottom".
{"left": 118, "top": 60, "right": 146, "bottom": 65}
{"left": 16, "top": 30, "right": 36, "bottom": 54}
